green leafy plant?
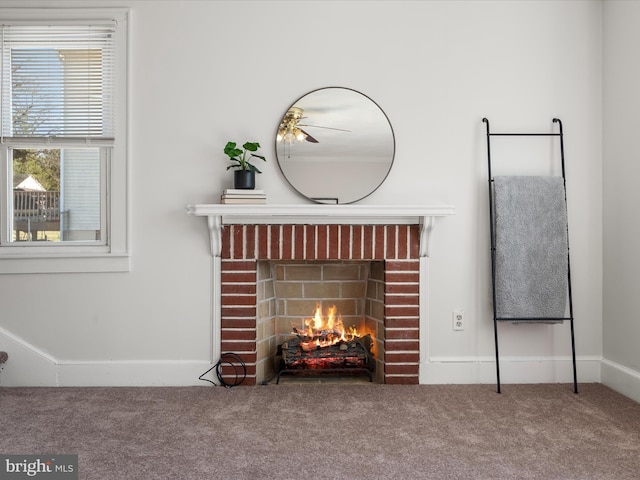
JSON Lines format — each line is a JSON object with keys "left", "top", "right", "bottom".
{"left": 224, "top": 141, "right": 266, "bottom": 173}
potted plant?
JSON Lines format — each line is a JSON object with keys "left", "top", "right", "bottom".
{"left": 224, "top": 141, "right": 266, "bottom": 189}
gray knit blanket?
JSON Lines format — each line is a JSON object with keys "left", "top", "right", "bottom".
{"left": 493, "top": 176, "right": 569, "bottom": 320}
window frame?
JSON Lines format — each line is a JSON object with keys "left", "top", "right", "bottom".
{"left": 0, "top": 8, "right": 130, "bottom": 274}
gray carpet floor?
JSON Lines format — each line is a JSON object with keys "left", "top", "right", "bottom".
{"left": 1, "top": 383, "right": 639, "bottom": 479}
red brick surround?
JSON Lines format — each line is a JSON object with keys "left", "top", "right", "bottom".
{"left": 220, "top": 224, "right": 421, "bottom": 385}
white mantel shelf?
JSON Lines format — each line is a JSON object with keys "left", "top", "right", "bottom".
{"left": 187, "top": 204, "right": 455, "bottom": 257}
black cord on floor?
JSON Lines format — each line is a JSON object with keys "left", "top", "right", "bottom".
{"left": 199, "top": 352, "right": 246, "bottom": 387}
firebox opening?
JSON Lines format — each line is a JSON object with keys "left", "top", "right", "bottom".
{"left": 255, "top": 260, "right": 385, "bottom": 384}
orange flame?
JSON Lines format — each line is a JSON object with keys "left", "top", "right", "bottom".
{"left": 294, "top": 304, "right": 367, "bottom": 351}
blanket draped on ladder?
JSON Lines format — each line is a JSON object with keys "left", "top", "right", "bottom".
{"left": 493, "top": 176, "right": 568, "bottom": 320}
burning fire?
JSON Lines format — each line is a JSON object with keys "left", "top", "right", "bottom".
{"left": 293, "top": 304, "right": 365, "bottom": 352}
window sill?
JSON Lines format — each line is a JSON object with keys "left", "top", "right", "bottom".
{"left": 0, "top": 253, "right": 130, "bottom": 274}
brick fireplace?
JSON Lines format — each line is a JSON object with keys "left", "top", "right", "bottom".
{"left": 187, "top": 204, "right": 455, "bottom": 386}
{"left": 221, "top": 224, "right": 420, "bottom": 385}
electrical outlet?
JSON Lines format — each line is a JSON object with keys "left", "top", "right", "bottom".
{"left": 453, "top": 310, "right": 464, "bottom": 331}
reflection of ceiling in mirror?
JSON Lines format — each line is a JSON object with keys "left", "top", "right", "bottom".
{"left": 276, "top": 88, "right": 394, "bottom": 161}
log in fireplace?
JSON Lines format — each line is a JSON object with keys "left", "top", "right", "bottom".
{"left": 278, "top": 333, "right": 374, "bottom": 383}
{"left": 276, "top": 303, "right": 375, "bottom": 383}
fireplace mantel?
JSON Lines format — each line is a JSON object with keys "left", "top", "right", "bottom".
{"left": 187, "top": 204, "right": 455, "bottom": 257}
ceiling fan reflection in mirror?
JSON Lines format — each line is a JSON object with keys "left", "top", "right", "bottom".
{"left": 276, "top": 106, "right": 350, "bottom": 145}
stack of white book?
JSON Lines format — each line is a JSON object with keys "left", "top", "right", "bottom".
{"left": 220, "top": 189, "right": 267, "bottom": 204}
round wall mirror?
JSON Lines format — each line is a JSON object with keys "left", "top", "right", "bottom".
{"left": 275, "top": 87, "right": 395, "bottom": 204}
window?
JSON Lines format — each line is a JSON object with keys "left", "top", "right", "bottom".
{"left": 0, "top": 9, "right": 129, "bottom": 273}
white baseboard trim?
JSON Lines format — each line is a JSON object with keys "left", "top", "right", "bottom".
{"left": 0, "top": 326, "right": 216, "bottom": 387}
{"left": 0, "top": 326, "right": 58, "bottom": 386}
{"left": 56, "top": 360, "right": 213, "bottom": 386}
{"left": 420, "top": 355, "right": 602, "bottom": 385}
{"left": 601, "top": 358, "right": 640, "bottom": 403}
{"left": 1, "top": 325, "right": 609, "bottom": 388}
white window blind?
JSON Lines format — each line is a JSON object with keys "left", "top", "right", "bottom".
{"left": 1, "top": 23, "right": 116, "bottom": 140}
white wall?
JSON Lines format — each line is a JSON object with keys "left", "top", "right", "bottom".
{"left": 0, "top": 0, "right": 603, "bottom": 387}
{"left": 602, "top": 1, "right": 640, "bottom": 402}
